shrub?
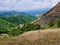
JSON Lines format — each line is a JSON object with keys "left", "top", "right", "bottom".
{"left": 21, "top": 23, "right": 41, "bottom": 32}
{"left": 8, "top": 28, "right": 22, "bottom": 36}
{"left": 32, "top": 24, "right": 41, "bottom": 30}
{"left": 57, "top": 20, "right": 60, "bottom": 27}
{"left": 48, "top": 20, "right": 54, "bottom": 27}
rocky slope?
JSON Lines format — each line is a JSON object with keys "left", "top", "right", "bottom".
{"left": 31, "top": 2, "right": 60, "bottom": 26}
{"left": 41, "top": 2, "right": 60, "bottom": 25}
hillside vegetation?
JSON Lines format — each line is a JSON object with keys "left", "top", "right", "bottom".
{"left": 0, "top": 18, "right": 16, "bottom": 33}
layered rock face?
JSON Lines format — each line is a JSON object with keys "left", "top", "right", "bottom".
{"left": 32, "top": 2, "right": 60, "bottom": 26}
{"left": 40, "top": 2, "right": 60, "bottom": 26}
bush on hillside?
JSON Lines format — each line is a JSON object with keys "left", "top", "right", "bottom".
{"left": 57, "top": 20, "right": 60, "bottom": 27}
{"left": 21, "top": 23, "right": 41, "bottom": 32}
{"left": 8, "top": 28, "right": 22, "bottom": 36}
{"left": 48, "top": 20, "right": 54, "bottom": 27}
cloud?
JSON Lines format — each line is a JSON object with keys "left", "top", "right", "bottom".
{"left": 0, "top": 0, "right": 60, "bottom": 11}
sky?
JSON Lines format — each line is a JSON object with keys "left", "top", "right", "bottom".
{"left": 0, "top": 0, "right": 60, "bottom": 11}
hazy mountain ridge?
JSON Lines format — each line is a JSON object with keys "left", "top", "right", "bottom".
{"left": 0, "top": 11, "right": 31, "bottom": 16}
{"left": 25, "top": 8, "right": 50, "bottom": 16}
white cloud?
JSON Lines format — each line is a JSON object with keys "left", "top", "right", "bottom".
{"left": 0, "top": 0, "right": 60, "bottom": 11}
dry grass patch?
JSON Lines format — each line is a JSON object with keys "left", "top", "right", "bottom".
{"left": 19, "top": 28, "right": 60, "bottom": 45}
{"left": 0, "top": 28, "right": 60, "bottom": 45}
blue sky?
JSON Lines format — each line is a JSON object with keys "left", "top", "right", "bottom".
{"left": 0, "top": 0, "right": 60, "bottom": 11}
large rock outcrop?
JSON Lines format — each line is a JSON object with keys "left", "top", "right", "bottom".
{"left": 41, "top": 2, "right": 60, "bottom": 26}
{"left": 32, "top": 2, "right": 60, "bottom": 26}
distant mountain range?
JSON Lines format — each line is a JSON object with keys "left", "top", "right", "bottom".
{"left": 0, "top": 8, "right": 51, "bottom": 16}
{"left": 0, "top": 11, "right": 31, "bottom": 16}
{"left": 25, "top": 8, "right": 51, "bottom": 16}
